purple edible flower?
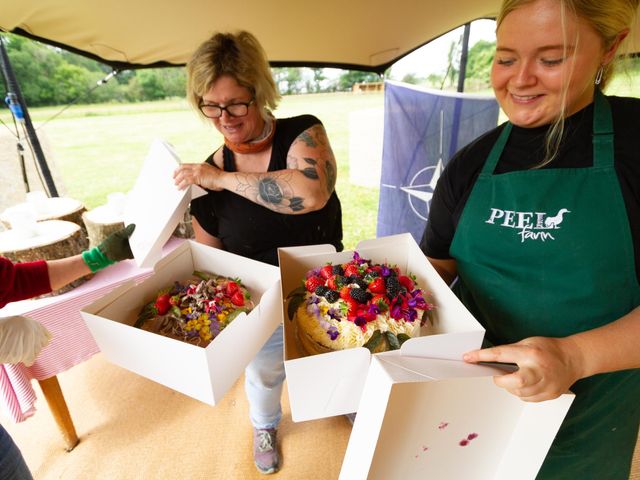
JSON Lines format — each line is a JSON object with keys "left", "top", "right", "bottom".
{"left": 306, "top": 267, "right": 322, "bottom": 279}
{"left": 381, "top": 265, "right": 391, "bottom": 277}
{"left": 307, "top": 303, "right": 320, "bottom": 317}
{"left": 354, "top": 316, "right": 367, "bottom": 328}
{"left": 390, "top": 304, "right": 403, "bottom": 320}
{"left": 327, "top": 307, "right": 341, "bottom": 321}
{"left": 367, "top": 303, "right": 381, "bottom": 316}
{"left": 327, "top": 327, "right": 339, "bottom": 340}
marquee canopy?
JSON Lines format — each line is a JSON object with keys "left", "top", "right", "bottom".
{"left": 1, "top": 1, "right": 639, "bottom": 73}
{"left": 2, "top": 0, "right": 503, "bottom": 73}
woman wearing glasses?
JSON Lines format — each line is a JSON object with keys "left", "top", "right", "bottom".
{"left": 173, "top": 31, "right": 342, "bottom": 475}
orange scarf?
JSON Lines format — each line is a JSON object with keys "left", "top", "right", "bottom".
{"left": 224, "top": 118, "right": 276, "bottom": 154}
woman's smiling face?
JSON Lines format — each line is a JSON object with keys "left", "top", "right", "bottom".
{"left": 203, "top": 74, "right": 263, "bottom": 144}
{"left": 491, "top": 0, "right": 605, "bottom": 128}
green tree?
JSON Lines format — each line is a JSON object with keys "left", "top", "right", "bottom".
{"left": 465, "top": 40, "right": 495, "bottom": 87}
{"left": 273, "top": 67, "right": 303, "bottom": 95}
{"left": 51, "top": 63, "right": 93, "bottom": 104}
{"left": 310, "top": 68, "right": 326, "bottom": 93}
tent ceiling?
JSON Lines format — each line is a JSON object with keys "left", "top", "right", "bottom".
{"left": 1, "top": 0, "right": 504, "bottom": 73}
{"left": 1, "top": 1, "right": 639, "bottom": 73}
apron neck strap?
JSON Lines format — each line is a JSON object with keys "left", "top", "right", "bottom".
{"left": 481, "top": 89, "right": 614, "bottom": 174}
{"left": 592, "top": 88, "right": 614, "bottom": 168}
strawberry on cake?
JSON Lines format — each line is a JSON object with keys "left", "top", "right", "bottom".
{"left": 286, "top": 252, "right": 433, "bottom": 355}
{"left": 135, "top": 271, "right": 254, "bottom": 347}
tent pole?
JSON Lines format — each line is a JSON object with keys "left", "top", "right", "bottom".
{"left": 457, "top": 22, "right": 471, "bottom": 93}
{"left": 0, "top": 34, "right": 59, "bottom": 197}
{"left": 448, "top": 23, "right": 471, "bottom": 159}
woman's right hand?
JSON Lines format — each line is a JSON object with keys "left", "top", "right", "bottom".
{"left": 0, "top": 315, "right": 52, "bottom": 366}
{"left": 173, "top": 162, "right": 225, "bottom": 191}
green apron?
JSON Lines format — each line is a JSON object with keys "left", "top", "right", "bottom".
{"left": 450, "top": 91, "right": 640, "bottom": 479}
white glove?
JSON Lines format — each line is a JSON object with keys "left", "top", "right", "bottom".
{"left": 0, "top": 316, "right": 52, "bottom": 366}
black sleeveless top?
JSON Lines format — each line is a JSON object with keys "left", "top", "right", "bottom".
{"left": 190, "top": 114, "right": 343, "bottom": 266}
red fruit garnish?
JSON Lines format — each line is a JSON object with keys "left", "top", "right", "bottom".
{"left": 226, "top": 281, "right": 239, "bottom": 296}
{"left": 305, "top": 276, "right": 324, "bottom": 293}
{"left": 339, "top": 286, "right": 351, "bottom": 300}
{"left": 154, "top": 294, "right": 171, "bottom": 315}
{"left": 345, "top": 298, "right": 359, "bottom": 316}
{"left": 398, "top": 275, "right": 415, "bottom": 291}
{"left": 371, "top": 294, "right": 389, "bottom": 309}
{"left": 344, "top": 265, "right": 359, "bottom": 277}
{"left": 327, "top": 275, "right": 339, "bottom": 290}
{"left": 368, "top": 277, "right": 386, "bottom": 294}
{"left": 231, "top": 291, "right": 245, "bottom": 306}
{"left": 320, "top": 265, "right": 334, "bottom": 279}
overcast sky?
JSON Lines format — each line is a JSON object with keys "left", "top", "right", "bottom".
{"left": 389, "top": 19, "right": 496, "bottom": 78}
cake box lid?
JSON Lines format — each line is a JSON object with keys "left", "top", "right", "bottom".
{"left": 123, "top": 139, "right": 206, "bottom": 269}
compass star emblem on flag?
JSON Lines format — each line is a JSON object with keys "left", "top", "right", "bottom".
{"left": 399, "top": 159, "right": 443, "bottom": 221}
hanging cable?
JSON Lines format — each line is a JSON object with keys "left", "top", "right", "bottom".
{"left": 4, "top": 91, "right": 32, "bottom": 192}
{"left": 35, "top": 70, "right": 118, "bottom": 131}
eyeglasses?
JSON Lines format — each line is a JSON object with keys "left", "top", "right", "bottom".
{"left": 198, "top": 99, "right": 255, "bottom": 118}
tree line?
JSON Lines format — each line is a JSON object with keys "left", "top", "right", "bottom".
{"left": 0, "top": 33, "right": 495, "bottom": 108}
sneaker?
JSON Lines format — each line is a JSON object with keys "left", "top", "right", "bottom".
{"left": 253, "top": 428, "right": 279, "bottom": 474}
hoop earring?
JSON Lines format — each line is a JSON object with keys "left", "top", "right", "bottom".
{"left": 594, "top": 65, "right": 604, "bottom": 85}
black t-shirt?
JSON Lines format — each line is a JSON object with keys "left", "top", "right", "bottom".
{"left": 190, "top": 114, "right": 343, "bottom": 266}
{"left": 421, "top": 95, "right": 640, "bottom": 281}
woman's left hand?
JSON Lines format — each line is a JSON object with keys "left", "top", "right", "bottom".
{"left": 173, "top": 163, "right": 225, "bottom": 191}
{"left": 463, "top": 336, "right": 584, "bottom": 402}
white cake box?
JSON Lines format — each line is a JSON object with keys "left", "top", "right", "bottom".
{"left": 81, "top": 139, "right": 281, "bottom": 405}
{"left": 278, "top": 233, "right": 486, "bottom": 421}
{"left": 339, "top": 354, "right": 574, "bottom": 480}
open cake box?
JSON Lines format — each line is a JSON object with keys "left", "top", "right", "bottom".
{"left": 81, "top": 139, "right": 281, "bottom": 405}
{"left": 279, "top": 234, "right": 573, "bottom": 479}
{"left": 278, "top": 233, "right": 488, "bottom": 422}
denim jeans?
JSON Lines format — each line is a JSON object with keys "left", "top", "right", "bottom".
{"left": 244, "top": 323, "right": 285, "bottom": 430}
{"left": 0, "top": 424, "right": 33, "bottom": 480}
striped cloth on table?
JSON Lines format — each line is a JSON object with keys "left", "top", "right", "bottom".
{"left": 0, "top": 256, "right": 157, "bottom": 422}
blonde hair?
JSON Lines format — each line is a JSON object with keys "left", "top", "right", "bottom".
{"left": 496, "top": 0, "right": 639, "bottom": 166}
{"left": 186, "top": 31, "right": 281, "bottom": 120}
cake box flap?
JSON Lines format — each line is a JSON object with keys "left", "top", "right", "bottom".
{"left": 124, "top": 139, "right": 206, "bottom": 269}
{"left": 339, "top": 355, "right": 574, "bottom": 480}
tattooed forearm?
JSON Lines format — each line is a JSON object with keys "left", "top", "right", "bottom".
{"left": 258, "top": 178, "right": 284, "bottom": 204}
{"left": 234, "top": 172, "right": 306, "bottom": 213}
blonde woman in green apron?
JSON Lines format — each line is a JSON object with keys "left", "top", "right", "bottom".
{"left": 421, "top": 0, "right": 640, "bottom": 478}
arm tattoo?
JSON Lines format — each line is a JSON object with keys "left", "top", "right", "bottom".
{"left": 286, "top": 153, "right": 299, "bottom": 169}
{"left": 301, "top": 157, "right": 319, "bottom": 180}
{"left": 234, "top": 172, "right": 306, "bottom": 213}
{"left": 324, "top": 160, "right": 336, "bottom": 194}
{"left": 298, "top": 131, "right": 317, "bottom": 148}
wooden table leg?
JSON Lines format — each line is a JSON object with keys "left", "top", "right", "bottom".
{"left": 38, "top": 376, "right": 79, "bottom": 451}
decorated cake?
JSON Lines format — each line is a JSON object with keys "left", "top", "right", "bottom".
{"left": 134, "top": 271, "right": 254, "bottom": 347}
{"left": 286, "top": 252, "right": 433, "bottom": 355}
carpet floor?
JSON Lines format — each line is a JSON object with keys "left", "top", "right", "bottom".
{"left": 3, "top": 353, "right": 351, "bottom": 479}
{"left": 3, "top": 353, "right": 639, "bottom": 479}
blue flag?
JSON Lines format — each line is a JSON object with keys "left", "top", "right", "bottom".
{"left": 376, "top": 81, "right": 500, "bottom": 243}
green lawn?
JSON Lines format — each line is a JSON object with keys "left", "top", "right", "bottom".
{"left": 5, "top": 92, "right": 385, "bottom": 250}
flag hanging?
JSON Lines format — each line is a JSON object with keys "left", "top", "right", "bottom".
{"left": 376, "top": 81, "right": 500, "bottom": 243}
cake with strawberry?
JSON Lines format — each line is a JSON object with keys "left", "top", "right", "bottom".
{"left": 286, "top": 252, "right": 433, "bottom": 355}
{"left": 134, "top": 271, "right": 254, "bottom": 347}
